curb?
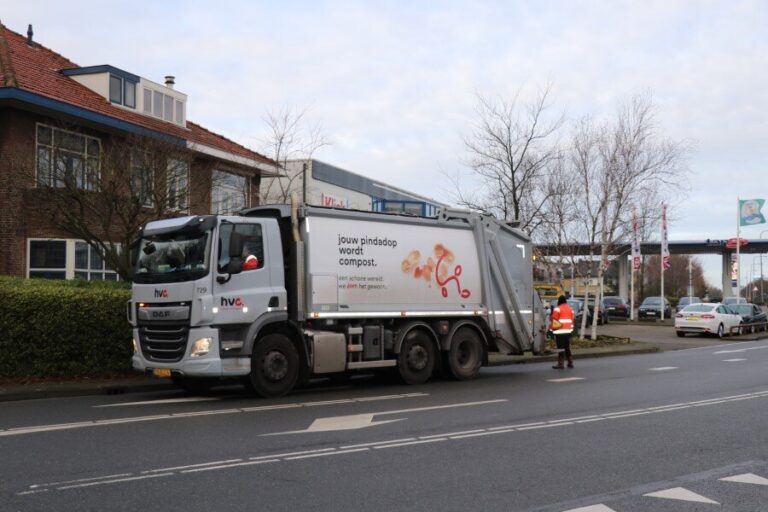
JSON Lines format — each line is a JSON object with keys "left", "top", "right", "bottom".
{"left": 488, "top": 343, "right": 661, "bottom": 366}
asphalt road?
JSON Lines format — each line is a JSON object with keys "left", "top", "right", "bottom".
{"left": 3, "top": 339, "right": 768, "bottom": 512}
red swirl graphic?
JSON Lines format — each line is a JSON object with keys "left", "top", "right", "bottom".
{"left": 435, "top": 253, "right": 471, "bottom": 299}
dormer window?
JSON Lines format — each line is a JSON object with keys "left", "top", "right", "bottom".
{"left": 143, "top": 86, "right": 185, "bottom": 126}
{"left": 108, "top": 74, "right": 137, "bottom": 108}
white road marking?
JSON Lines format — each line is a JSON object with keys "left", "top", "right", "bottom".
{"left": 720, "top": 472, "right": 768, "bottom": 485}
{"left": 141, "top": 459, "right": 242, "bottom": 474}
{"left": 19, "top": 389, "right": 768, "bottom": 496}
{"left": 95, "top": 397, "right": 219, "bottom": 407}
{"left": 649, "top": 367, "right": 678, "bottom": 371}
{"left": 57, "top": 472, "right": 174, "bottom": 490}
{"left": 562, "top": 505, "right": 617, "bottom": 512}
{"left": 285, "top": 448, "right": 370, "bottom": 460}
{"left": 263, "top": 399, "right": 507, "bottom": 435}
{"left": 547, "top": 377, "right": 585, "bottom": 383}
{"left": 1, "top": 392, "right": 427, "bottom": 438}
{"left": 182, "top": 459, "right": 279, "bottom": 473}
{"left": 643, "top": 487, "right": 719, "bottom": 504}
{"left": 714, "top": 345, "right": 768, "bottom": 354}
{"left": 723, "top": 358, "right": 747, "bottom": 362}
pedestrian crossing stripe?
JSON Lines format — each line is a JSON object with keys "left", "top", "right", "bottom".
{"left": 643, "top": 487, "right": 719, "bottom": 504}
{"left": 720, "top": 473, "right": 768, "bottom": 485}
{"left": 562, "top": 505, "right": 616, "bottom": 512}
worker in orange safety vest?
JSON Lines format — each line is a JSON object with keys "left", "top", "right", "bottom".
{"left": 550, "top": 295, "right": 575, "bottom": 369}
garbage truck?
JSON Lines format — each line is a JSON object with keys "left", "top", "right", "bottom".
{"left": 128, "top": 203, "right": 546, "bottom": 397}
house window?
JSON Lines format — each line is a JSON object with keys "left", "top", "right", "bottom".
{"left": 28, "top": 239, "right": 118, "bottom": 280}
{"left": 211, "top": 170, "right": 249, "bottom": 215}
{"left": 131, "top": 150, "right": 153, "bottom": 207}
{"left": 143, "top": 88, "right": 185, "bottom": 126}
{"left": 167, "top": 159, "right": 189, "bottom": 212}
{"left": 29, "top": 240, "right": 67, "bottom": 279}
{"left": 74, "top": 241, "right": 118, "bottom": 281}
{"left": 36, "top": 124, "right": 101, "bottom": 190}
{"left": 109, "top": 74, "right": 137, "bottom": 108}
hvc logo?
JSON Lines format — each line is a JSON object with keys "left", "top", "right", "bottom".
{"left": 221, "top": 297, "right": 244, "bottom": 308}
{"left": 154, "top": 289, "right": 169, "bottom": 298}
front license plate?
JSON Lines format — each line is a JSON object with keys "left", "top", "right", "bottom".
{"left": 647, "top": 311, "right": 656, "bottom": 315}
{"left": 153, "top": 368, "right": 172, "bottom": 378}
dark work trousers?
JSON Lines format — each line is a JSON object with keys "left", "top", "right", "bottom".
{"left": 555, "top": 333, "right": 572, "bottom": 358}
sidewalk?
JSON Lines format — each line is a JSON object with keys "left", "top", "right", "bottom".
{"left": 0, "top": 342, "right": 660, "bottom": 403}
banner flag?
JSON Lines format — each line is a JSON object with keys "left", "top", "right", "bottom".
{"left": 661, "top": 204, "right": 670, "bottom": 270}
{"left": 739, "top": 199, "right": 766, "bottom": 226}
{"left": 631, "top": 209, "right": 641, "bottom": 271}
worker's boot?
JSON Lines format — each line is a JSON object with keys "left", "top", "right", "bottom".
{"left": 567, "top": 356, "right": 574, "bottom": 369}
{"left": 552, "top": 354, "right": 565, "bottom": 369}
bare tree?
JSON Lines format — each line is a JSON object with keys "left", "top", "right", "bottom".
{"left": 452, "top": 86, "right": 563, "bottom": 235}
{"left": 566, "top": 93, "right": 689, "bottom": 339}
{"left": 258, "top": 106, "right": 330, "bottom": 204}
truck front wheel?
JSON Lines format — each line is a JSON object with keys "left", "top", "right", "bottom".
{"left": 398, "top": 330, "right": 435, "bottom": 385}
{"left": 445, "top": 327, "right": 483, "bottom": 380}
{"left": 246, "top": 334, "right": 299, "bottom": 398}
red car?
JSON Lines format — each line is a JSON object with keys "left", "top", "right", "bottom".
{"left": 603, "top": 296, "right": 629, "bottom": 318}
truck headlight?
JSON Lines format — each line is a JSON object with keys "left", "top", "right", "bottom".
{"left": 190, "top": 337, "right": 212, "bottom": 358}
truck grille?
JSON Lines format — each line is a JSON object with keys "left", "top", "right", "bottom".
{"left": 139, "top": 325, "right": 188, "bottom": 363}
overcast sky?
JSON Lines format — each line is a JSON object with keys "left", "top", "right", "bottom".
{"left": 4, "top": 1, "right": 768, "bottom": 288}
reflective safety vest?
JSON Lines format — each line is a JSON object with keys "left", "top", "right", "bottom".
{"left": 551, "top": 304, "right": 574, "bottom": 334}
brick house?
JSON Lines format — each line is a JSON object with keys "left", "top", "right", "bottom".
{"left": 0, "top": 23, "right": 277, "bottom": 280}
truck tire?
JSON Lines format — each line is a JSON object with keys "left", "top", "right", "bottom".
{"left": 246, "top": 334, "right": 299, "bottom": 398}
{"left": 445, "top": 327, "right": 483, "bottom": 380}
{"left": 172, "top": 376, "right": 216, "bottom": 394}
{"left": 398, "top": 330, "right": 435, "bottom": 385}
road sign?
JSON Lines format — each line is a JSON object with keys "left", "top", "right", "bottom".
{"left": 726, "top": 238, "right": 748, "bottom": 249}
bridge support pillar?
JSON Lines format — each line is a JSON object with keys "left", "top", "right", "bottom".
{"left": 618, "top": 256, "right": 629, "bottom": 300}
{"left": 722, "top": 252, "right": 734, "bottom": 297}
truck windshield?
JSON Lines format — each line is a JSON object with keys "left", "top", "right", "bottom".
{"left": 134, "top": 230, "right": 211, "bottom": 283}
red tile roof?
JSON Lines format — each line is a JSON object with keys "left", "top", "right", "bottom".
{"left": 0, "top": 24, "right": 272, "bottom": 166}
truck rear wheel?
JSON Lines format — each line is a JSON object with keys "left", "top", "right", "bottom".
{"left": 246, "top": 334, "right": 299, "bottom": 398}
{"left": 398, "top": 330, "right": 435, "bottom": 385}
{"left": 445, "top": 327, "right": 483, "bottom": 380}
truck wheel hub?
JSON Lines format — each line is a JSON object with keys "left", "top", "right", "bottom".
{"left": 262, "top": 350, "right": 288, "bottom": 381}
{"left": 407, "top": 345, "right": 428, "bottom": 371}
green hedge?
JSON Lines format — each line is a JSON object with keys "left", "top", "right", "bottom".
{"left": 0, "top": 277, "right": 133, "bottom": 377}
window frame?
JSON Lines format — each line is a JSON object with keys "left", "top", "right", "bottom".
{"left": 131, "top": 149, "right": 154, "bottom": 208}
{"left": 27, "top": 238, "right": 119, "bottom": 281}
{"left": 167, "top": 158, "right": 190, "bottom": 213}
{"left": 211, "top": 170, "right": 250, "bottom": 215}
{"left": 36, "top": 123, "right": 101, "bottom": 191}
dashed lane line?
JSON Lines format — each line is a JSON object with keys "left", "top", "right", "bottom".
{"left": 723, "top": 358, "right": 747, "bottom": 362}
{"left": 547, "top": 377, "right": 585, "bottom": 383}
{"left": 649, "top": 367, "right": 678, "bottom": 371}
{"left": 19, "top": 388, "right": 768, "bottom": 497}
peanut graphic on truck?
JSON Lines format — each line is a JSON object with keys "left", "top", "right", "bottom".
{"left": 401, "top": 244, "right": 471, "bottom": 298}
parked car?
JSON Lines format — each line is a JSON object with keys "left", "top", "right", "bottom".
{"left": 603, "top": 296, "right": 629, "bottom": 317}
{"left": 726, "top": 303, "right": 768, "bottom": 333}
{"left": 722, "top": 297, "right": 749, "bottom": 306}
{"left": 638, "top": 296, "right": 672, "bottom": 319}
{"left": 675, "top": 296, "right": 702, "bottom": 313}
{"left": 585, "top": 297, "right": 609, "bottom": 325}
{"left": 675, "top": 303, "right": 743, "bottom": 338}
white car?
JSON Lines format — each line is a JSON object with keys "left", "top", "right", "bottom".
{"left": 675, "top": 303, "right": 743, "bottom": 338}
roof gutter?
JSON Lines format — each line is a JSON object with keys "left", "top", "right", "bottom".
{"left": 186, "top": 141, "right": 284, "bottom": 176}
{"left": 0, "top": 87, "right": 184, "bottom": 144}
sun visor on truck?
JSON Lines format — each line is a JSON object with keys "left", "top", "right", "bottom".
{"left": 142, "top": 216, "right": 216, "bottom": 236}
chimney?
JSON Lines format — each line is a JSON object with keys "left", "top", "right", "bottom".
{"left": 164, "top": 76, "right": 175, "bottom": 89}
{"left": 27, "top": 24, "right": 33, "bottom": 46}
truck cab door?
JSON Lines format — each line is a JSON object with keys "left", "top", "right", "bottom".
{"left": 214, "top": 221, "right": 279, "bottom": 326}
